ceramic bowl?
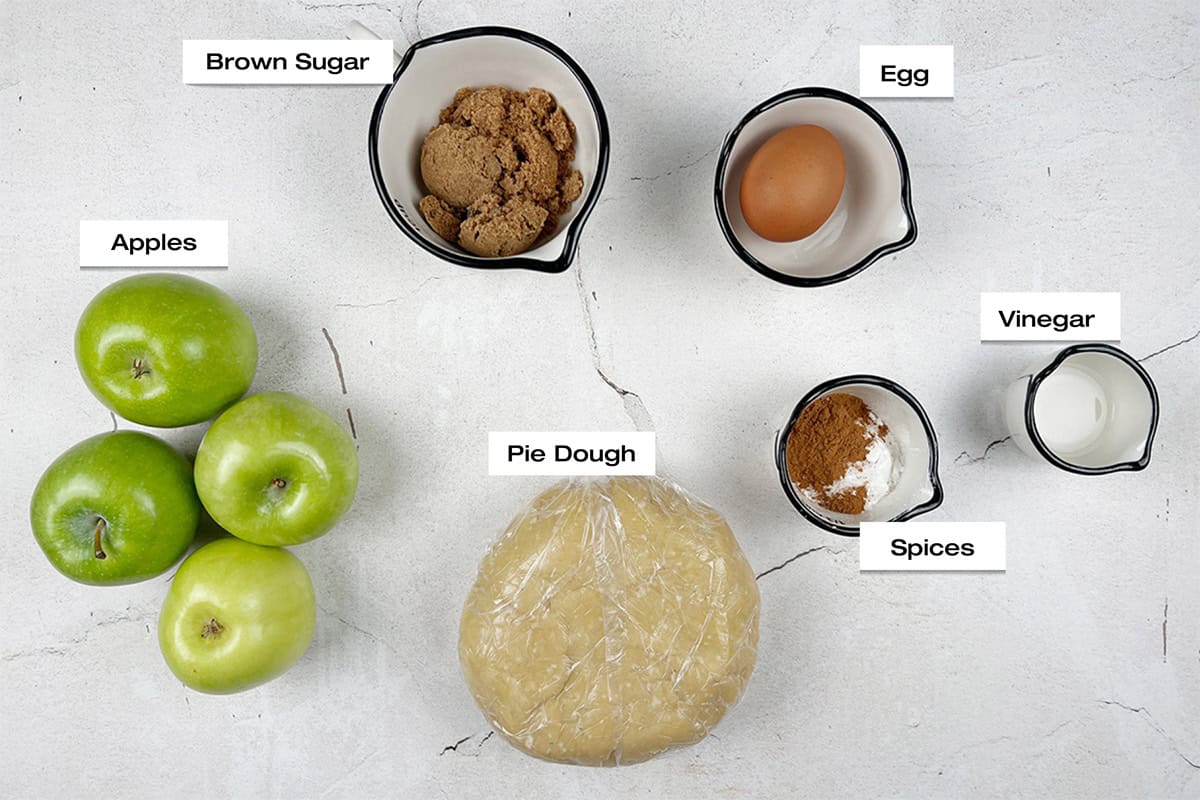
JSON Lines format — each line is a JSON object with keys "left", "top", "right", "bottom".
{"left": 1003, "top": 343, "right": 1159, "bottom": 474}
{"left": 366, "top": 26, "right": 610, "bottom": 272}
{"left": 714, "top": 87, "right": 917, "bottom": 287}
{"left": 775, "top": 374, "right": 943, "bottom": 536}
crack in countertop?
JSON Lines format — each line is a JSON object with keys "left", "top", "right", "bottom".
{"left": 1097, "top": 699, "right": 1199, "bottom": 769}
{"left": 1162, "top": 599, "right": 1168, "bottom": 662}
{"left": 1, "top": 607, "right": 155, "bottom": 662}
{"left": 321, "top": 327, "right": 349, "bottom": 395}
{"left": 333, "top": 276, "right": 445, "bottom": 309}
{"left": 1115, "top": 63, "right": 1197, "bottom": 88}
{"left": 318, "top": 604, "right": 400, "bottom": 657}
{"left": 298, "top": 0, "right": 403, "bottom": 25}
{"left": 439, "top": 730, "right": 493, "bottom": 757}
{"left": 1140, "top": 327, "right": 1200, "bottom": 363}
{"left": 629, "top": 145, "right": 718, "bottom": 183}
{"left": 954, "top": 436, "right": 1011, "bottom": 466}
{"left": 575, "top": 256, "right": 654, "bottom": 431}
{"left": 756, "top": 545, "right": 841, "bottom": 580}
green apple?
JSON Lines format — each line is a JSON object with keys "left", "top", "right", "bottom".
{"left": 75, "top": 274, "right": 257, "bottom": 427}
{"left": 29, "top": 431, "right": 199, "bottom": 585}
{"left": 194, "top": 392, "right": 358, "bottom": 546}
{"left": 158, "top": 538, "right": 316, "bottom": 694}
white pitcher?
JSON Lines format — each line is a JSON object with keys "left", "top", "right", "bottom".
{"left": 1003, "top": 343, "right": 1158, "bottom": 474}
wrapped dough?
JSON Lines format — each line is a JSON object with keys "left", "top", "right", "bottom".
{"left": 459, "top": 477, "right": 760, "bottom": 765}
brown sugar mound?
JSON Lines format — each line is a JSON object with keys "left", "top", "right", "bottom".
{"left": 418, "top": 195, "right": 461, "bottom": 242}
{"left": 420, "top": 125, "right": 503, "bottom": 209}
{"left": 459, "top": 195, "right": 548, "bottom": 258}
{"left": 417, "top": 86, "right": 584, "bottom": 257}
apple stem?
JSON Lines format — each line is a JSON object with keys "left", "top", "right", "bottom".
{"left": 131, "top": 358, "right": 150, "bottom": 380}
{"left": 93, "top": 518, "right": 107, "bottom": 560}
{"left": 271, "top": 478, "right": 287, "bottom": 489}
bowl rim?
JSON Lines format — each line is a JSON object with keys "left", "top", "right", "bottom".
{"left": 713, "top": 86, "right": 918, "bottom": 287}
{"left": 1022, "top": 342, "right": 1159, "bottom": 475}
{"left": 368, "top": 26, "right": 611, "bottom": 273}
{"left": 774, "top": 373, "right": 944, "bottom": 537}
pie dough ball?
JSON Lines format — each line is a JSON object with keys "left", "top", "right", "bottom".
{"left": 459, "top": 477, "right": 760, "bottom": 765}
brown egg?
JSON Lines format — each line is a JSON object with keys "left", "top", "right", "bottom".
{"left": 738, "top": 125, "right": 846, "bottom": 242}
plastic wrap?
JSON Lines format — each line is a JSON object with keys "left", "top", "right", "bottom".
{"left": 458, "top": 476, "right": 760, "bottom": 766}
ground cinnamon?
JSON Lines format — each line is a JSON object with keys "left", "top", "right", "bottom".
{"left": 785, "top": 393, "right": 888, "bottom": 515}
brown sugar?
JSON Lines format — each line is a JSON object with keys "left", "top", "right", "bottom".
{"left": 417, "top": 86, "right": 584, "bottom": 258}
{"left": 785, "top": 393, "right": 888, "bottom": 515}
{"left": 459, "top": 195, "right": 547, "bottom": 258}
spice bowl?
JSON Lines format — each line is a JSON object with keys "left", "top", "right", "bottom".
{"left": 1003, "top": 343, "right": 1159, "bottom": 474}
{"left": 714, "top": 87, "right": 917, "bottom": 287}
{"left": 355, "top": 23, "right": 610, "bottom": 272}
{"left": 775, "top": 375, "right": 943, "bottom": 536}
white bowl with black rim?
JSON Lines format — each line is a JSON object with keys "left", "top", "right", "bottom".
{"left": 714, "top": 87, "right": 917, "bottom": 287}
{"left": 358, "top": 25, "right": 610, "bottom": 273}
{"left": 775, "top": 374, "right": 943, "bottom": 537}
{"left": 1003, "top": 343, "right": 1159, "bottom": 474}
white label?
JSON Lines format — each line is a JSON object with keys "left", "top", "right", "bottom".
{"left": 80, "top": 220, "right": 228, "bottom": 268}
{"left": 182, "top": 40, "right": 394, "bottom": 84}
{"left": 859, "top": 45, "right": 954, "bottom": 97}
{"left": 980, "top": 292, "right": 1120, "bottom": 341}
{"left": 489, "top": 432, "right": 656, "bottom": 476}
{"left": 860, "top": 522, "right": 1006, "bottom": 571}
